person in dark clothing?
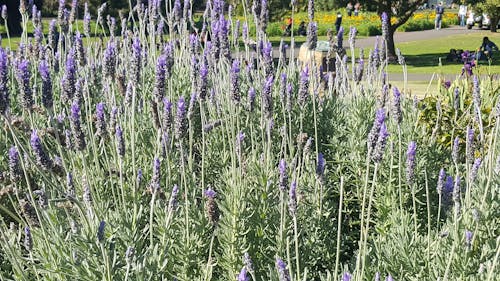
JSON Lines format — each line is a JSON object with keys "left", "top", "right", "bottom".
{"left": 297, "top": 20, "right": 307, "bottom": 36}
{"left": 335, "top": 11, "right": 342, "bottom": 33}
{"left": 435, "top": 1, "right": 444, "bottom": 30}
{"left": 476, "top": 37, "right": 498, "bottom": 60}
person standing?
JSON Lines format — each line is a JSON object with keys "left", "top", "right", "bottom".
{"left": 354, "top": 2, "right": 361, "bottom": 16}
{"left": 435, "top": 2, "right": 445, "bottom": 30}
{"left": 458, "top": 4, "right": 467, "bottom": 27}
{"left": 346, "top": 2, "right": 353, "bottom": 17}
{"left": 335, "top": 11, "right": 343, "bottom": 33}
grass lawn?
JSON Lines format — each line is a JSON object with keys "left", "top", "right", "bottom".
{"left": 387, "top": 32, "right": 500, "bottom": 74}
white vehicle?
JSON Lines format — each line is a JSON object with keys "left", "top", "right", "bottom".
{"left": 467, "top": 12, "right": 500, "bottom": 29}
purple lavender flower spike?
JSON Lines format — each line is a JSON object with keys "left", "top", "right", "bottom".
{"left": 248, "top": 87, "right": 256, "bottom": 112}
{"left": 230, "top": 59, "right": 241, "bottom": 103}
{"left": 354, "top": 57, "right": 364, "bottom": 83}
{"left": 116, "top": 126, "right": 125, "bottom": 157}
{"left": 375, "top": 272, "right": 380, "bottom": 281}
{"left": 74, "top": 32, "right": 86, "bottom": 66}
{"left": 103, "top": 40, "right": 117, "bottom": 78}
{"left": 307, "top": 0, "right": 314, "bottom": 20}
{"left": 436, "top": 168, "right": 445, "bottom": 195}
{"left": 470, "top": 158, "right": 481, "bottom": 183}
{"left": 137, "top": 169, "right": 143, "bottom": 186}
{"left": 198, "top": 59, "right": 208, "bottom": 100}
{"left": 16, "top": 59, "right": 33, "bottom": 109}
{"left": 174, "top": 97, "right": 187, "bottom": 141}
{"left": 368, "top": 108, "right": 386, "bottom": 152}
{"left": 154, "top": 55, "right": 167, "bottom": 102}
{"left": 406, "top": 141, "right": 417, "bottom": 186}
{"left": 96, "top": 102, "right": 107, "bottom": 138}
{"left": 279, "top": 159, "right": 288, "bottom": 192}
{"left": 162, "top": 98, "right": 173, "bottom": 131}
{"left": 39, "top": 60, "right": 53, "bottom": 109}
{"left": 0, "top": 47, "right": 9, "bottom": 114}
{"left": 187, "top": 92, "right": 198, "bottom": 121}
{"left": 385, "top": 275, "right": 394, "bottom": 281}
{"left": 83, "top": 2, "right": 91, "bottom": 35}
{"left": 237, "top": 267, "right": 249, "bottom": 281}
{"left": 298, "top": 66, "right": 310, "bottom": 106}
{"left": 66, "top": 172, "right": 75, "bottom": 198}
{"left": 337, "top": 26, "right": 344, "bottom": 48}
{"left": 307, "top": 21, "right": 318, "bottom": 50}
{"left": 262, "top": 75, "right": 274, "bottom": 119}
{"left": 168, "top": 184, "right": 179, "bottom": 211}
{"left": 97, "top": 220, "right": 105, "bottom": 242}
{"left": 465, "top": 229, "right": 473, "bottom": 248}
{"left": 466, "top": 126, "right": 474, "bottom": 163}
{"left": 260, "top": 0, "right": 269, "bottom": 32}
{"left": 452, "top": 136, "right": 459, "bottom": 164}
{"left": 173, "top": 0, "right": 181, "bottom": 22}
{"left": 1, "top": 5, "right": 7, "bottom": 20}
{"left": 131, "top": 37, "right": 142, "bottom": 85}
{"left": 288, "top": 181, "right": 297, "bottom": 216}
{"left": 9, "top": 146, "right": 21, "bottom": 181}
{"left": 316, "top": 152, "right": 326, "bottom": 178}
{"left": 275, "top": 258, "right": 290, "bottom": 281}
{"left": 219, "top": 16, "right": 231, "bottom": 59}
{"left": 372, "top": 122, "right": 389, "bottom": 163}
{"left": 392, "top": 87, "right": 402, "bottom": 124}
{"left": 342, "top": 272, "right": 352, "bottom": 281}
{"left": 243, "top": 252, "right": 254, "bottom": 274}
{"left": 24, "top": 226, "right": 32, "bottom": 251}
{"left": 62, "top": 51, "right": 76, "bottom": 103}
{"left": 204, "top": 188, "right": 216, "bottom": 198}
{"left": 150, "top": 157, "right": 161, "bottom": 193}
{"left": 70, "top": 100, "right": 86, "bottom": 150}
{"left": 31, "top": 130, "right": 53, "bottom": 170}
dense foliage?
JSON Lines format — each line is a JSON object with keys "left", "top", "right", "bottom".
{"left": 0, "top": 0, "right": 499, "bottom": 280}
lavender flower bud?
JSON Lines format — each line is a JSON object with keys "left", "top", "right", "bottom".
{"left": 20, "top": 200, "right": 39, "bottom": 226}
{"left": 368, "top": 108, "right": 386, "bottom": 152}
{"left": 48, "top": 20, "right": 58, "bottom": 51}
{"left": 203, "top": 120, "right": 222, "bottom": 133}
{"left": 16, "top": 59, "right": 33, "bottom": 109}
{"left": 288, "top": 181, "right": 297, "bottom": 216}
{"left": 243, "top": 252, "right": 254, "bottom": 275}
{"left": 385, "top": 275, "right": 393, "bottom": 281}
{"left": 30, "top": 130, "right": 53, "bottom": 170}
{"left": 187, "top": 93, "right": 198, "bottom": 121}
{"left": 125, "top": 246, "right": 135, "bottom": 264}
{"left": 470, "top": 158, "right": 481, "bottom": 183}
{"left": 349, "top": 26, "right": 357, "bottom": 47}
{"left": 153, "top": 55, "right": 167, "bottom": 102}
{"left": 0, "top": 47, "right": 8, "bottom": 115}
{"left": 168, "top": 184, "right": 179, "bottom": 212}
{"left": 236, "top": 132, "right": 245, "bottom": 162}
{"left": 24, "top": 226, "right": 33, "bottom": 251}
{"left": 198, "top": 59, "right": 208, "bottom": 100}
{"left": 307, "top": 0, "right": 314, "bottom": 20}
{"left": 406, "top": 141, "right": 417, "bottom": 186}
{"left": 307, "top": 22, "right": 317, "bottom": 50}
{"left": 204, "top": 188, "right": 219, "bottom": 225}
{"left": 38, "top": 60, "right": 53, "bottom": 109}
{"left": 137, "top": 169, "right": 143, "bottom": 186}
{"left": 62, "top": 51, "right": 76, "bottom": 103}
{"left": 83, "top": 2, "right": 91, "bottom": 35}
{"left": 131, "top": 37, "right": 142, "bottom": 85}
{"left": 262, "top": 76, "right": 274, "bottom": 119}
{"left": 337, "top": 26, "right": 344, "bottom": 49}
{"left": 231, "top": 59, "right": 241, "bottom": 103}
{"left": 392, "top": 87, "right": 402, "bottom": 124}
{"left": 436, "top": 168, "right": 445, "bottom": 195}
{"left": 354, "top": 57, "right": 364, "bottom": 83}
{"left": 248, "top": 87, "right": 256, "bottom": 112}
{"left": 342, "top": 272, "right": 352, "bottom": 281}
{"left": 8, "top": 146, "right": 22, "bottom": 181}
{"left": 65, "top": 129, "right": 72, "bottom": 150}
{"left": 150, "top": 157, "right": 161, "bottom": 193}
{"left": 219, "top": 16, "right": 230, "bottom": 60}
{"left": 465, "top": 230, "right": 473, "bottom": 249}
{"left": 276, "top": 258, "right": 290, "bottom": 281}
{"left": 372, "top": 123, "right": 389, "bottom": 163}
{"left": 70, "top": 101, "right": 86, "bottom": 151}
{"left": 278, "top": 159, "right": 288, "bottom": 192}
{"left": 97, "top": 220, "right": 105, "bottom": 242}
{"left": 466, "top": 127, "right": 474, "bottom": 163}
{"left": 95, "top": 102, "right": 107, "bottom": 138}
{"left": 316, "top": 152, "right": 326, "bottom": 180}
{"left": 174, "top": 97, "right": 187, "bottom": 141}
{"left": 103, "top": 41, "right": 117, "bottom": 78}
{"left": 74, "top": 32, "right": 86, "bottom": 66}
{"left": 116, "top": 126, "right": 125, "bottom": 157}
{"left": 298, "top": 67, "right": 309, "bottom": 106}
{"left": 260, "top": 0, "right": 269, "bottom": 32}
{"left": 162, "top": 98, "right": 173, "bottom": 132}
{"left": 66, "top": 172, "right": 75, "bottom": 198}
{"left": 451, "top": 136, "right": 460, "bottom": 164}
{"left": 238, "top": 267, "right": 249, "bottom": 281}
{"left": 82, "top": 178, "right": 92, "bottom": 205}
{"left": 1, "top": 5, "right": 7, "bottom": 20}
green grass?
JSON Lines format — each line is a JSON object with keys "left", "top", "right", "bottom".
{"left": 387, "top": 32, "right": 500, "bottom": 74}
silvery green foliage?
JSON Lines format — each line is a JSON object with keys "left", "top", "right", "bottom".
{"left": 0, "top": 1, "right": 498, "bottom": 281}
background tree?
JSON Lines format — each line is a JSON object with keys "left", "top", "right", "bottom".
{"left": 464, "top": 0, "right": 500, "bottom": 32}
{"left": 364, "top": 0, "right": 428, "bottom": 60}
{"left": 0, "top": 0, "right": 43, "bottom": 36}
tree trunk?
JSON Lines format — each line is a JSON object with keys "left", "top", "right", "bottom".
{"left": 3, "top": 0, "right": 22, "bottom": 36}
{"left": 386, "top": 26, "right": 397, "bottom": 62}
{"left": 490, "top": 17, "right": 498, "bottom": 32}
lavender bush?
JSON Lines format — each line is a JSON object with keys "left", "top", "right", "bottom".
{"left": 0, "top": 1, "right": 498, "bottom": 280}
